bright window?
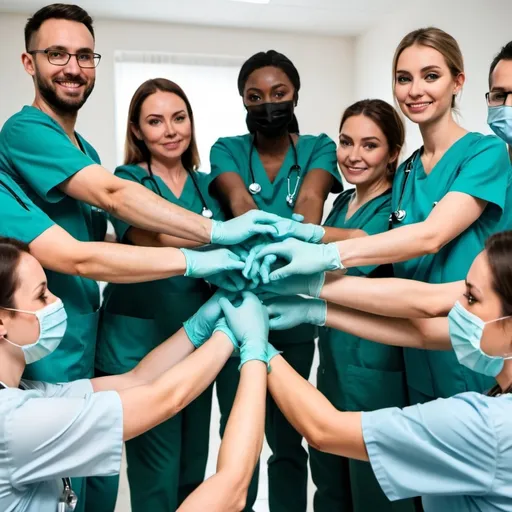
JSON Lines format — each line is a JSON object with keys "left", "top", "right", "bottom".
{"left": 114, "top": 51, "right": 248, "bottom": 172}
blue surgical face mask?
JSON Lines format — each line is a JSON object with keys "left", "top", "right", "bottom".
{"left": 487, "top": 105, "right": 512, "bottom": 145}
{"left": 448, "top": 301, "right": 512, "bottom": 377}
{"left": 1, "top": 299, "right": 67, "bottom": 364}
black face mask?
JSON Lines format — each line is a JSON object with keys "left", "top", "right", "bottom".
{"left": 246, "top": 101, "right": 294, "bottom": 138}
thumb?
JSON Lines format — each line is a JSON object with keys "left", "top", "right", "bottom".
{"left": 219, "top": 297, "right": 237, "bottom": 318}
{"left": 268, "top": 263, "right": 293, "bottom": 282}
{"left": 292, "top": 213, "right": 304, "bottom": 222}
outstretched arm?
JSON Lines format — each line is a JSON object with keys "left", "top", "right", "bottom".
{"left": 178, "top": 360, "right": 267, "bottom": 512}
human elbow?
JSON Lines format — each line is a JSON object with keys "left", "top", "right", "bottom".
{"left": 304, "top": 425, "right": 330, "bottom": 453}
{"left": 102, "top": 180, "right": 130, "bottom": 217}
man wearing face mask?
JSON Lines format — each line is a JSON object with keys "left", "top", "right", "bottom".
{"left": 208, "top": 50, "right": 343, "bottom": 511}
{"left": 487, "top": 41, "right": 512, "bottom": 161}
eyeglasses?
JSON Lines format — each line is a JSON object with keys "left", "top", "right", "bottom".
{"left": 28, "top": 48, "right": 101, "bottom": 69}
{"left": 486, "top": 91, "right": 512, "bottom": 107}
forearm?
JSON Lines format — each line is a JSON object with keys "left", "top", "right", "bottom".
{"left": 335, "top": 221, "right": 439, "bottom": 268}
{"left": 229, "top": 195, "right": 258, "bottom": 218}
{"left": 268, "top": 355, "right": 368, "bottom": 461}
{"left": 179, "top": 361, "right": 267, "bottom": 512}
{"left": 128, "top": 227, "right": 204, "bottom": 249}
{"left": 321, "top": 226, "right": 368, "bottom": 243}
{"left": 320, "top": 273, "right": 463, "bottom": 318}
{"left": 110, "top": 180, "right": 211, "bottom": 243}
{"left": 293, "top": 194, "right": 325, "bottom": 224}
{"left": 92, "top": 328, "right": 195, "bottom": 391}
{"left": 325, "top": 303, "right": 451, "bottom": 350}
{"left": 119, "top": 332, "right": 233, "bottom": 441}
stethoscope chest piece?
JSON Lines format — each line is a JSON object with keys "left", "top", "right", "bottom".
{"left": 394, "top": 209, "right": 406, "bottom": 222}
{"left": 202, "top": 207, "right": 213, "bottom": 219}
{"left": 249, "top": 182, "right": 262, "bottom": 195}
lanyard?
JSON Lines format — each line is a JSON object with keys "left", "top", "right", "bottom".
{"left": 0, "top": 383, "right": 78, "bottom": 511}
{"left": 248, "top": 134, "right": 302, "bottom": 207}
{"left": 143, "top": 161, "right": 213, "bottom": 219}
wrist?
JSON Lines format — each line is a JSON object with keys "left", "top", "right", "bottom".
{"left": 324, "top": 243, "right": 345, "bottom": 272}
{"left": 306, "top": 298, "right": 327, "bottom": 326}
{"left": 308, "top": 272, "right": 326, "bottom": 298}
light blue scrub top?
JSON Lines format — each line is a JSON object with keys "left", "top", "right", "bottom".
{"left": 0, "top": 379, "right": 123, "bottom": 512}
{"left": 362, "top": 391, "right": 512, "bottom": 511}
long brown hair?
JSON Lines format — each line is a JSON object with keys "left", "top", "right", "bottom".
{"left": 339, "top": 99, "right": 405, "bottom": 180}
{"left": 0, "top": 238, "right": 30, "bottom": 311}
{"left": 392, "top": 27, "right": 464, "bottom": 109}
{"left": 124, "top": 78, "right": 200, "bottom": 171}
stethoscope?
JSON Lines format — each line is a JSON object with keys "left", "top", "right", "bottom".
{"left": 248, "top": 134, "right": 302, "bottom": 208}
{"left": 141, "top": 161, "right": 213, "bottom": 219}
{"left": 388, "top": 149, "right": 420, "bottom": 227}
{"left": 0, "top": 382, "right": 78, "bottom": 511}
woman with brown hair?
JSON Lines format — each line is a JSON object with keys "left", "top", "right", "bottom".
{"left": 307, "top": 99, "right": 415, "bottom": 512}
{"left": 96, "top": 78, "right": 224, "bottom": 512}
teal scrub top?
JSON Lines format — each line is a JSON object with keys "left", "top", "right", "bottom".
{"left": 390, "top": 133, "right": 512, "bottom": 397}
{"left": 0, "top": 172, "right": 55, "bottom": 244}
{"left": 362, "top": 391, "right": 512, "bottom": 512}
{"left": 209, "top": 133, "right": 342, "bottom": 344}
{"left": 319, "top": 189, "right": 407, "bottom": 411}
{"left": 0, "top": 379, "right": 122, "bottom": 512}
{"left": 97, "top": 164, "right": 221, "bottom": 374}
{"left": 0, "top": 106, "right": 103, "bottom": 381}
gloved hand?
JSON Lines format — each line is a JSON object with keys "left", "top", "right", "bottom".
{"left": 219, "top": 291, "right": 269, "bottom": 369}
{"left": 180, "top": 245, "right": 245, "bottom": 278}
{"left": 207, "top": 270, "right": 247, "bottom": 292}
{"left": 183, "top": 290, "right": 228, "bottom": 348}
{"left": 258, "top": 272, "right": 325, "bottom": 298}
{"left": 264, "top": 295, "right": 327, "bottom": 330}
{"left": 242, "top": 235, "right": 273, "bottom": 288}
{"left": 267, "top": 343, "right": 282, "bottom": 368}
{"left": 253, "top": 238, "right": 344, "bottom": 282}
{"left": 210, "top": 210, "right": 282, "bottom": 245}
{"left": 212, "top": 317, "right": 238, "bottom": 351}
{"left": 272, "top": 214, "right": 325, "bottom": 243}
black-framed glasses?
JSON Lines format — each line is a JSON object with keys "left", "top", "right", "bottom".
{"left": 28, "top": 48, "right": 101, "bottom": 68}
{"left": 486, "top": 91, "right": 512, "bottom": 107}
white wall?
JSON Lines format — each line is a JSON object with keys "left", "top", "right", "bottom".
{"left": 354, "top": 0, "right": 512, "bottom": 155}
{"left": 354, "top": 0, "right": 512, "bottom": 157}
{"left": 0, "top": 13, "right": 353, "bottom": 171}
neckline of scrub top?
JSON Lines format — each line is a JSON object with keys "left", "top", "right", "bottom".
{"left": 342, "top": 188, "right": 391, "bottom": 225}
{"left": 134, "top": 164, "right": 194, "bottom": 205}
{"left": 416, "top": 132, "right": 473, "bottom": 180}
{"left": 250, "top": 136, "right": 301, "bottom": 200}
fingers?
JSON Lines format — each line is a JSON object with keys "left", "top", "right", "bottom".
{"left": 218, "top": 296, "right": 237, "bottom": 317}
{"left": 260, "top": 254, "right": 277, "bottom": 284}
{"left": 252, "top": 242, "right": 286, "bottom": 262}
{"left": 267, "top": 262, "right": 294, "bottom": 282}
{"left": 291, "top": 213, "right": 304, "bottom": 222}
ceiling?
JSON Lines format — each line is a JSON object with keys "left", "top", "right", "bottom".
{"left": 0, "top": 0, "right": 411, "bottom": 36}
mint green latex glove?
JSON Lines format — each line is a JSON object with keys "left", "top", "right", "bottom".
{"left": 180, "top": 245, "right": 245, "bottom": 278}
{"left": 264, "top": 296, "right": 327, "bottom": 330}
{"left": 254, "top": 238, "right": 343, "bottom": 282}
{"left": 210, "top": 210, "right": 281, "bottom": 245}
{"left": 272, "top": 215, "right": 325, "bottom": 243}
{"left": 212, "top": 317, "right": 238, "bottom": 351}
{"left": 206, "top": 270, "right": 247, "bottom": 292}
{"left": 266, "top": 342, "right": 282, "bottom": 371}
{"left": 219, "top": 291, "right": 269, "bottom": 369}
{"left": 258, "top": 272, "right": 325, "bottom": 298}
{"left": 183, "top": 290, "right": 229, "bottom": 348}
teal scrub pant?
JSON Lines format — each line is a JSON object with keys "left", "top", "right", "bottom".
{"left": 310, "top": 338, "right": 415, "bottom": 512}
{"left": 216, "top": 357, "right": 260, "bottom": 511}
{"left": 125, "top": 385, "right": 213, "bottom": 511}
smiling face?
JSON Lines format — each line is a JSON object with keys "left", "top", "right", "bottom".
{"left": 337, "top": 114, "right": 396, "bottom": 187}
{"left": 394, "top": 44, "right": 464, "bottom": 126}
{"left": 461, "top": 251, "right": 512, "bottom": 358}
{"left": 22, "top": 18, "right": 96, "bottom": 114}
{"left": 132, "top": 90, "right": 192, "bottom": 163}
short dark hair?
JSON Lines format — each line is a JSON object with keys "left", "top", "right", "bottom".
{"left": 489, "top": 41, "right": 512, "bottom": 87}
{"left": 25, "top": 3, "right": 94, "bottom": 51}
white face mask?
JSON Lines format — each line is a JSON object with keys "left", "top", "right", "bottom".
{"left": 448, "top": 301, "right": 512, "bottom": 377}
{"left": 1, "top": 299, "right": 67, "bottom": 364}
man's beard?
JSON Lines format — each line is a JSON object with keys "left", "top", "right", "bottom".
{"left": 35, "top": 69, "right": 95, "bottom": 115}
